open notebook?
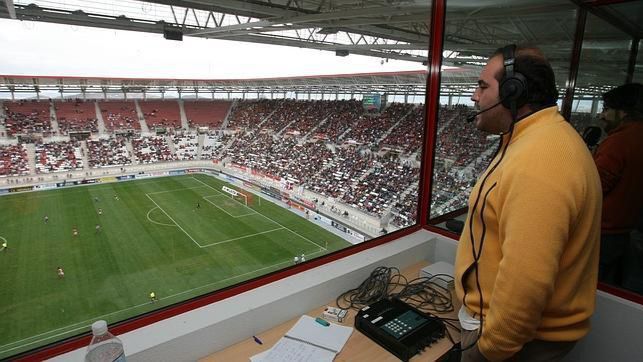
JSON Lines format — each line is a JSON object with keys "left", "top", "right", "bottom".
{"left": 251, "top": 315, "right": 353, "bottom": 362}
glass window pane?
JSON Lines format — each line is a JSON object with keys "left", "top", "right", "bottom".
{"left": 0, "top": 0, "right": 430, "bottom": 358}
{"left": 430, "top": 0, "right": 575, "bottom": 227}
{"left": 573, "top": 13, "right": 643, "bottom": 296}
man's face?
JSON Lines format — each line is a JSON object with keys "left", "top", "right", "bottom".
{"left": 600, "top": 106, "right": 625, "bottom": 133}
{"left": 471, "top": 55, "right": 511, "bottom": 133}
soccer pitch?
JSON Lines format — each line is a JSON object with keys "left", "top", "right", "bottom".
{"left": 0, "top": 174, "right": 352, "bottom": 358}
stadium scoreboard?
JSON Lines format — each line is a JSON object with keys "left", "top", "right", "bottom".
{"left": 363, "top": 94, "right": 382, "bottom": 111}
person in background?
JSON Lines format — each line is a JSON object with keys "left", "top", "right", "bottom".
{"left": 594, "top": 83, "right": 643, "bottom": 286}
{"left": 456, "top": 45, "right": 602, "bottom": 362}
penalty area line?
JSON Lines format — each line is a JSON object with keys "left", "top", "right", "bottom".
{"left": 200, "top": 227, "right": 286, "bottom": 248}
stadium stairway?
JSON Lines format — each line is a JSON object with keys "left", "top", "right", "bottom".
{"left": 166, "top": 135, "right": 177, "bottom": 155}
{"left": 134, "top": 100, "right": 151, "bottom": 133}
{"left": 178, "top": 100, "right": 189, "bottom": 130}
{"left": 125, "top": 139, "right": 137, "bottom": 163}
{"left": 94, "top": 101, "right": 107, "bottom": 135}
{"left": 254, "top": 99, "right": 285, "bottom": 131}
{"left": 197, "top": 134, "right": 204, "bottom": 158}
{"left": 25, "top": 143, "right": 36, "bottom": 174}
{"left": 375, "top": 107, "right": 415, "bottom": 146}
{"left": 80, "top": 141, "right": 90, "bottom": 170}
{"left": 219, "top": 99, "right": 237, "bottom": 130}
{"left": 0, "top": 101, "right": 6, "bottom": 138}
{"left": 302, "top": 115, "right": 330, "bottom": 141}
{"left": 49, "top": 102, "right": 61, "bottom": 136}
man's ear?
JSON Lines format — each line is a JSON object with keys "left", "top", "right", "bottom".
{"left": 617, "top": 109, "right": 628, "bottom": 122}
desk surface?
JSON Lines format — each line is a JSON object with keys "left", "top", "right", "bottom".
{"left": 201, "top": 262, "right": 460, "bottom": 362}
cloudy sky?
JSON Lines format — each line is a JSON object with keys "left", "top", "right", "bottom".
{"left": 0, "top": 18, "right": 425, "bottom": 79}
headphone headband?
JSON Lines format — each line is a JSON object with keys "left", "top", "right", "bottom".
{"left": 499, "top": 44, "right": 528, "bottom": 115}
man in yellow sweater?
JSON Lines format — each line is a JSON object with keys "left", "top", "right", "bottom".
{"left": 456, "top": 45, "right": 602, "bottom": 361}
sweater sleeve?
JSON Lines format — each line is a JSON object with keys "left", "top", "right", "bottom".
{"left": 477, "top": 155, "right": 576, "bottom": 361}
{"left": 593, "top": 136, "right": 624, "bottom": 195}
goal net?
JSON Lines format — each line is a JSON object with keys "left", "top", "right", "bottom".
{"left": 222, "top": 185, "right": 253, "bottom": 207}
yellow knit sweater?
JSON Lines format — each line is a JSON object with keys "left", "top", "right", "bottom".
{"left": 455, "top": 106, "right": 602, "bottom": 361}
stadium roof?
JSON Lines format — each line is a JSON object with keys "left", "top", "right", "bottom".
{"left": 0, "top": 0, "right": 640, "bottom": 95}
{"left": 1, "top": 69, "right": 489, "bottom": 97}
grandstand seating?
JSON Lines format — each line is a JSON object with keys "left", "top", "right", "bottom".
{"left": 35, "top": 140, "right": 83, "bottom": 173}
{"left": 173, "top": 133, "right": 198, "bottom": 160}
{"left": 381, "top": 106, "right": 424, "bottom": 154}
{"left": 201, "top": 133, "right": 231, "bottom": 160}
{"left": 3, "top": 100, "right": 52, "bottom": 136}
{"left": 139, "top": 100, "right": 182, "bottom": 130}
{"left": 184, "top": 100, "right": 231, "bottom": 129}
{"left": 87, "top": 137, "right": 132, "bottom": 168}
{"left": 132, "top": 136, "right": 176, "bottom": 164}
{"left": 54, "top": 100, "right": 98, "bottom": 134}
{"left": 226, "top": 99, "right": 281, "bottom": 130}
{"left": 1, "top": 98, "right": 504, "bottom": 229}
{"left": 0, "top": 144, "right": 29, "bottom": 176}
{"left": 99, "top": 101, "right": 140, "bottom": 131}
{"left": 343, "top": 103, "right": 414, "bottom": 145}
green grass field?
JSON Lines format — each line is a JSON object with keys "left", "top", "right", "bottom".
{"left": 0, "top": 173, "right": 351, "bottom": 359}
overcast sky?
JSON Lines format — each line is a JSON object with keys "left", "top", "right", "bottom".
{"left": 0, "top": 19, "right": 425, "bottom": 79}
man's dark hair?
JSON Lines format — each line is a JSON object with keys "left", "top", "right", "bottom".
{"left": 603, "top": 83, "right": 643, "bottom": 122}
{"left": 492, "top": 46, "right": 559, "bottom": 109}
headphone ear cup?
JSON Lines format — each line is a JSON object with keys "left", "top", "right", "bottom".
{"left": 500, "top": 72, "right": 528, "bottom": 109}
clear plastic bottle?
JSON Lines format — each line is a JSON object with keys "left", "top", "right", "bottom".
{"left": 85, "top": 320, "right": 126, "bottom": 362}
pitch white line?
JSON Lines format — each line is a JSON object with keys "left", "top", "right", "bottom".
{"left": 200, "top": 227, "right": 285, "bottom": 248}
{"left": 146, "top": 207, "right": 176, "bottom": 227}
{"left": 190, "top": 176, "right": 224, "bottom": 195}
{"left": 0, "top": 249, "right": 328, "bottom": 354}
{"left": 146, "top": 185, "right": 208, "bottom": 195}
{"left": 145, "top": 193, "right": 202, "bottom": 248}
{"left": 196, "top": 177, "right": 326, "bottom": 252}
{"left": 202, "top": 194, "right": 258, "bottom": 218}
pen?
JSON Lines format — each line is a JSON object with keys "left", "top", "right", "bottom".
{"left": 253, "top": 335, "right": 263, "bottom": 345}
{"left": 315, "top": 317, "right": 330, "bottom": 327}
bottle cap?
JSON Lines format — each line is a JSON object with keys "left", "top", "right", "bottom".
{"left": 91, "top": 320, "right": 108, "bottom": 336}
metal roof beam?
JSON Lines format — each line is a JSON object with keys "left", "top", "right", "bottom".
{"left": 3, "top": 0, "right": 15, "bottom": 19}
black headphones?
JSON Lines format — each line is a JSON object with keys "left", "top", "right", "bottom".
{"left": 500, "top": 44, "right": 529, "bottom": 111}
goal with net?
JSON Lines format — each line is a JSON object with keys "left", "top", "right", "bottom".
{"left": 222, "top": 185, "right": 254, "bottom": 206}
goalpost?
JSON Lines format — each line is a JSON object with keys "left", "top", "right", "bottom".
{"left": 221, "top": 185, "right": 254, "bottom": 207}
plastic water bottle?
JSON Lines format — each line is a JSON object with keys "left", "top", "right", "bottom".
{"left": 85, "top": 320, "right": 126, "bottom": 362}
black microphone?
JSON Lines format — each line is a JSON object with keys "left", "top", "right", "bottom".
{"left": 466, "top": 99, "right": 505, "bottom": 123}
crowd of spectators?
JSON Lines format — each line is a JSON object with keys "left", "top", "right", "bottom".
{"left": 343, "top": 103, "right": 414, "bottom": 145}
{"left": 2, "top": 100, "right": 52, "bottom": 136}
{"left": 54, "top": 100, "right": 99, "bottom": 134}
{"left": 172, "top": 133, "right": 198, "bottom": 160}
{"left": 201, "top": 133, "right": 232, "bottom": 160}
{"left": 0, "top": 144, "right": 29, "bottom": 176}
{"left": 100, "top": 101, "right": 140, "bottom": 131}
{"left": 390, "top": 187, "right": 419, "bottom": 228}
{"left": 281, "top": 100, "right": 335, "bottom": 136}
{"left": 429, "top": 105, "right": 497, "bottom": 218}
{"left": 261, "top": 100, "right": 310, "bottom": 133}
{"left": 87, "top": 137, "right": 132, "bottom": 168}
{"left": 312, "top": 99, "right": 363, "bottom": 142}
{"left": 227, "top": 99, "right": 282, "bottom": 130}
{"left": 341, "top": 157, "right": 419, "bottom": 216}
{"left": 132, "top": 136, "right": 176, "bottom": 164}
{"left": 380, "top": 106, "right": 424, "bottom": 154}
{"left": 35, "top": 140, "right": 83, "bottom": 173}
{"left": 140, "top": 101, "right": 182, "bottom": 130}
{"left": 305, "top": 146, "right": 375, "bottom": 199}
